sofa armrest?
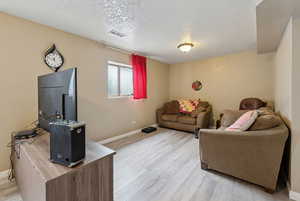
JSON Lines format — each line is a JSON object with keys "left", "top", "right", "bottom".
{"left": 196, "top": 106, "right": 211, "bottom": 129}
{"left": 156, "top": 108, "right": 165, "bottom": 125}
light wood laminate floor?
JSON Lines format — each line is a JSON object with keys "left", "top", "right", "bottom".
{"left": 0, "top": 128, "right": 292, "bottom": 201}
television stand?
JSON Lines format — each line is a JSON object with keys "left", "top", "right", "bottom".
{"left": 13, "top": 131, "right": 116, "bottom": 201}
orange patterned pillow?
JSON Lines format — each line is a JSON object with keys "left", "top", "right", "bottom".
{"left": 178, "top": 99, "right": 200, "bottom": 114}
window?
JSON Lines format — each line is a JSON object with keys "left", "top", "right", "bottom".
{"left": 107, "top": 61, "right": 133, "bottom": 97}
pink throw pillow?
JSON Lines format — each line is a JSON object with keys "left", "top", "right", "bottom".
{"left": 225, "top": 110, "right": 258, "bottom": 131}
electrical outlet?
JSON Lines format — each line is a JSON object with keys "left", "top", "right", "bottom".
{"left": 132, "top": 121, "right": 137, "bottom": 124}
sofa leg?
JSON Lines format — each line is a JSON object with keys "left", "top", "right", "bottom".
{"left": 194, "top": 128, "right": 200, "bottom": 139}
{"left": 264, "top": 188, "right": 275, "bottom": 194}
{"left": 201, "top": 162, "right": 209, "bottom": 170}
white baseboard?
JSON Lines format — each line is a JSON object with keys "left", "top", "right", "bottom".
{"left": 290, "top": 191, "right": 300, "bottom": 201}
{"left": 0, "top": 169, "right": 9, "bottom": 178}
{"left": 285, "top": 176, "right": 300, "bottom": 201}
{"left": 98, "top": 124, "right": 158, "bottom": 145}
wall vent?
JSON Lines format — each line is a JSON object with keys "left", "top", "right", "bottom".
{"left": 109, "top": 30, "right": 127, "bottom": 38}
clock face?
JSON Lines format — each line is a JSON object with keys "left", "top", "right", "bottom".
{"left": 45, "top": 52, "right": 63, "bottom": 68}
{"left": 44, "top": 44, "right": 64, "bottom": 72}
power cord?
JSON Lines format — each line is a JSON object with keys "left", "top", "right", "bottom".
{"left": 7, "top": 119, "right": 41, "bottom": 181}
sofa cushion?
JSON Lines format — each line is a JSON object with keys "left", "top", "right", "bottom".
{"left": 226, "top": 110, "right": 259, "bottom": 131}
{"left": 190, "top": 106, "right": 207, "bottom": 118}
{"left": 161, "top": 114, "right": 178, "bottom": 122}
{"left": 249, "top": 114, "right": 281, "bottom": 131}
{"left": 164, "top": 101, "right": 180, "bottom": 114}
{"left": 258, "top": 108, "right": 275, "bottom": 115}
{"left": 177, "top": 115, "right": 196, "bottom": 125}
{"left": 221, "top": 110, "right": 249, "bottom": 127}
{"left": 198, "top": 101, "right": 210, "bottom": 108}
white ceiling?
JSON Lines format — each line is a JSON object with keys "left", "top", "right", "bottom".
{"left": 256, "top": 0, "right": 294, "bottom": 53}
{"left": 0, "top": 0, "right": 257, "bottom": 64}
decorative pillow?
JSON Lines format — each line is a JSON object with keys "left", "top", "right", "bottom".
{"left": 221, "top": 110, "right": 249, "bottom": 128}
{"left": 178, "top": 99, "right": 200, "bottom": 114}
{"left": 164, "top": 101, "right": 180, "bottom": 114}
{"left": 249, "top": 114, "right": 281, "bottom": 131}
{"left": 225, "top": 110, "right": 259, "bottom": 131}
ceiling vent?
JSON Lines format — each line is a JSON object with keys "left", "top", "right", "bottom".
{"left": 109, "top": 30, "right": 127, "bottom": 38}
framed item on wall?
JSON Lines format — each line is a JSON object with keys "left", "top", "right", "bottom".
{"left": 44, "top": 44, "right": 64, "bottom": 72}
{"left": 192, "top": 80, "right": 202, "bottom": 91}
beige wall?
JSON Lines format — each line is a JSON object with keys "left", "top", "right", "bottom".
{"left": 274, "top": 17, "right": 293, "bottom": 191}
{"left": 274, "top": 16, "right": 300, "bottom": 194}
{"left": 291, "top": 17, "right": 300, "bottom": 194}
{"left": 274, "top": 18, "right": 292, "bottom": 126}
{"left": 0, "top": 12, "right": 169, "bottom": 171}
{"left": 169, "top": 50, "right": 274, "bottom": 120}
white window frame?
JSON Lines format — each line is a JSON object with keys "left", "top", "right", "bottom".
{"left": 107, "top": 61, "right": 133, "bottom": 98}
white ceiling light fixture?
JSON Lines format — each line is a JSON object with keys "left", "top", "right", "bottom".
{"left": 177, "top": 43, "right": 194, "bottom": 53}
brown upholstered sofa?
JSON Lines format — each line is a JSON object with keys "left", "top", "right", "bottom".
{"left": 157, "top": 100, "right": 211, "bottom": 134}
{"left": 199, "top": 109, "right": 289, "bottom": 192}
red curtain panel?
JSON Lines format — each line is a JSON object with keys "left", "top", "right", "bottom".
{"left": 131, "top": 54, "right": 147, "bottom": 99}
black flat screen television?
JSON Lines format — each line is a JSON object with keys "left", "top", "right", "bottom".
{"left": 38, "top": 68, "right": 77, "bottom": 131}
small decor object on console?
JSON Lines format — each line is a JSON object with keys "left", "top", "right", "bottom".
{"left": 44, "top": 44, "right": 64, "bottom": 72}
{"left": 14, "top": 129, "right": 37, "bottom": 140}
{"left": 192, "top": 80, "right": 202, "bottom": 91}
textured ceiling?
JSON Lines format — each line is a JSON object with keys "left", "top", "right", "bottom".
{"left": 0, "top": 0, "right": 257, "bottom": 64}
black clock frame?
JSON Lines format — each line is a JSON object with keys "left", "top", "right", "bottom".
{"left": 44, "top": 44, "right": 64, "bottom": 72}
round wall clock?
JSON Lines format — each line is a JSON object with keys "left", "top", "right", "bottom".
{"left": 44, "top": 44, "right": 64, "bottom": 72}
{"left": 192, "top": 80, "right": 203, "bottom": 91}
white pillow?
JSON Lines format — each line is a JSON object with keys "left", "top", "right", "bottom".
{"left": 225, "top": 110, "right": 259, "bottom": 132}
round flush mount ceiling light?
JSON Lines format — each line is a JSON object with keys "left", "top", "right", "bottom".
{"left": 177, "top": 43, "right": 194, "bottom": 53}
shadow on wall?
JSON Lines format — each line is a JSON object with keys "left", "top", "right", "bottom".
{"left": 277, "top": 112, "right": 291, "bottom": 186}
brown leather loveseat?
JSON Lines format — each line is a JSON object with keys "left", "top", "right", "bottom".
{"left": 157, "top": 100, "right": 211, "bottom": 135}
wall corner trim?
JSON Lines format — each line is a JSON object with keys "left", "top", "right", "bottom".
{"left": 98, "top": 124, "right": 158, "bottom": 145}
{"left": 290, "top": 190, "right": 300, "bottom": 201}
